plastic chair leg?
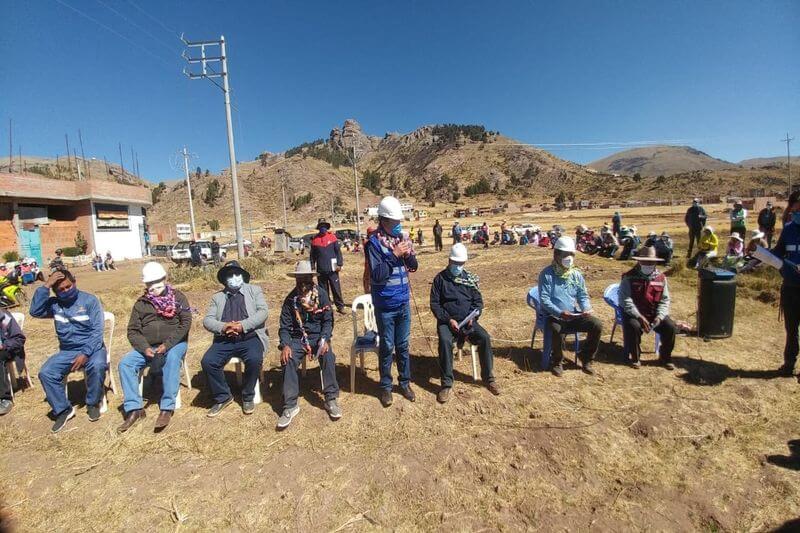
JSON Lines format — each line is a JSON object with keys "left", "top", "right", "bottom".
{"left": 6, "top": 366, "right": 13, "bottom": 400}
{"left": 235, "top": 362, "right": 243, "bottom": 386}
{"left": 610, "top": 321, "right": 617, "bottom": 344}
{"left": 301, "top": 358, "right": 307, "bottom": 377}
{"left": 182, "top": 359, "right": 191, "bottom": 389}
{"left": 350, "top": 348, "right": 357, "bottom": 393}
{"left": 470, "top": 345, "right": 478, "bottom": 381}
{"left": 654, "top": 333, "right": 661, "bottom": 356}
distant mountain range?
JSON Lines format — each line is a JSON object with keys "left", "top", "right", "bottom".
{"left": 588, "top": 145, "right": 737, "bottom": 176}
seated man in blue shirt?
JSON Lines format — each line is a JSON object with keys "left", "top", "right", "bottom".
{"left": 537, "top": 237, "right": 603, "bottom": 376}
{"left": 31, "top": 269, "right": 107, "bottom": 433}
{"left": 430, "top": 243, "right": 499, "bottom": 403}
{"left": 277, "top": 260, "right": 340, "bottom": 429}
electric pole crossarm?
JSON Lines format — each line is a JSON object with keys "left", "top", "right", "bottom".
{"left": 186, "top": 56, "right": 224, "bottom": 63}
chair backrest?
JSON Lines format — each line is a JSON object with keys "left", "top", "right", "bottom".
{"left": 11, "top": 312, "right": 24, "bottom": 331}
{"left": 350, "top": 294, "right": 377, "bottom": 339}
{"left": 602, "top": 283, "right": 624, "bottom": 324}
{"left": 526, "top": 286, "right": 546, "bottom": 329}
{"left": 103, "top": 311, "right": 115, "bottom": 353}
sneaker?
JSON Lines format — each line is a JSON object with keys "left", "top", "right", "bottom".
{"left": 400, "top": 385, "right": 416, "bottom": 402}
{"left": 87, "top": 404, "right": 102, "bottom": 422}
{"left": 437, "top": 387, "right": 452, "bottom": 404}
{"left": 0, "top": 399, "right": 12, "bottom": 416}
{"left": 487, "top": 381, "right": 500, "bottom": 396}
{"left": 582, "top": 361, "right": 596, "bottom": 375}
{"left": 631, "top": 360, "right": 641, "bottom": 369}
{"left": 325, "top": 399, "right": 342, "bottom": 420}
{"left": 242, "top": 400, "right": 255, "bottom": 415}
{"left": 116, "top": 409, "right": 146, "bottom": 433}
{"left": 380, "top": 390, "right": 393, "bottom": 407}
{"left": 551, "top": 363, "right": 564, "bottom": 377}
{"left": 52, "top": 406, "right": 76, "bottom": 433}
{"left": 207, "top": 396, "right": 233, "bottom": 418}
{"left": 276, "top": 405, "right": 300, "bottom": 429}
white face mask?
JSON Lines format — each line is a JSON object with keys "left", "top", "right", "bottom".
{"left": 640, "top": 264, "right": 656, "bottom": 276}
{"left": 226, "top": 274, "right": 244, "bottom": 289}
{"left": 147, "top": 281, "right": 166, "bottom": 296}
{"left": 560, "top": 256, "right": 574, "bottom": 269}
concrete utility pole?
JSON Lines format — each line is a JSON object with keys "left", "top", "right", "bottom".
{"left": 782, "top": 133, "right": 794, "bottom": 196}
{"left": 345, "top": 145, "right": 363, "bottom": 238}
{"left": 280, "top": 170, "right": 289, "bottom": 230}
{"left": 65, "top": 134, "right": 72, "bottom": 174}
{"left": 78, "top": 129, "right": 90, "bottom": 179}
{"left": 182, "top": 147, "right": 198, "bottom": 239}
{"left": 8, "top": 119, "right": 12, "bottom": 174}
{"left": 74, "top": 149, "right": 83, "bottom": 180}
{"left": 182, "top": 33, "right": 245, "bottom": 258}
{"left": 118, "top": 142, "right": 125, "bottom": 175}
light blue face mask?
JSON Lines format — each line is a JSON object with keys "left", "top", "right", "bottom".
{"left": 792, "top": 212, "right": 800, "bottom": 226}
{"left": 226, "top": 274, "right": 244, "bottom": 289}
{"left": 448, "top": 264, "right": 464, "bottom": 276}
{"left": 390, "top": 223, "right": 403, "bottom": 237}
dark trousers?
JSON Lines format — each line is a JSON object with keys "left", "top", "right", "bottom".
{"left": 599, "top": 245, "right": 618, "bottom": 258}
{"left": 547, "top": 315, "right": 603, "bottom": 366}
{"left": 319, "top": 271, "right": 344, "bottom": 310}
{"left": 436, "top": 322, "right": 494, "bottom": 387}
{"left": 282, "top": 337, "right": 339, "bottom": 409}
{"left": 622, "top": 314, "right": 677, "bottom": 362}
{"left": 731, "top": 224, "right": 746, "bottom": 238}
{"left": 0, "top": 348, "right": 25, "bottom": 401}
{"left": 201, "top": 336, "right": 264, "bottom": 403}
{"left": 782, "top": 285, "right": 800, "bottom": 368}
{"left": 434, "top": 235, "right": 443, "bottom": 251}
{"left": 761, "top": 227, "right": 775, "bottom": 248}
{"left": 687, "top": 227, "right": 703, "bottom": 256}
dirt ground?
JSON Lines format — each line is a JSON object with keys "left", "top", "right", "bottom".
{"left": 1, "top": 206, "right": 799, "bottom": 532}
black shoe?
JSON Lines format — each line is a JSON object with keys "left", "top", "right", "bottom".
{"left": 551, "top": 363, "right": 564, "bottom": 377}
{"left": 87, "top": 404, "right": 102, "bottom": 422}
{"left": 207, "top": 396, "right": 234, "bottom": 417}
{"left": 582, "top": 361, "right": 596, "bottom": 375}
{"left": 380, "top": 390, "right": 393, "bottom": 407}
{"left": 52, "top": 406, "right": 76, "bottom": 433}
{"left": 242, "top": 400, "right": 255, "bottom": 415}
{"left": 336, "top": 307, "right": 347, "bottom": 315}
{"left": 437, "top": 387, "right": 452, "bottom": 404}
{"left": 400, "top": 385, "right": 416, "bottom": 402}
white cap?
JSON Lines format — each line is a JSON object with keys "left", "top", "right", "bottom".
{"left": 554, "top": 236, "right": 576, "bottom": 253}
{"left": 142, "top": 261, "right": 167, "bottom": 283}
{"left": 377, "top": 196, "right": 403, "bottom": 220}
{"left": 449, "top": 243, "right": 468, "bottom": 262}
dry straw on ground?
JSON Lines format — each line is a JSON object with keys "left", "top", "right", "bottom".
{"left": 1, "top": 207, "right": 798, "bottom": 531}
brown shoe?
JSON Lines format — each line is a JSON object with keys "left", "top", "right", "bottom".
{"left": 487, "top": 381, "right": 500, "bottom": 396}
{"left": 117, "top": 409, "right": 146, "bottom": 433}
{"left": 437, "top": 387, "right": 452, "bottom": 403}
{"left": 154, "top": 410, "right": 172, "bottom": 432}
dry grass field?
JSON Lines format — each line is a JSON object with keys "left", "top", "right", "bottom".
{"left": 1, "top": 206, "right": 799, "bottom": 532}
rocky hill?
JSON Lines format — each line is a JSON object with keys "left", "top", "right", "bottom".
{"left": 588, "top": 145, "right": 738, "bottom": 176}
{"left": 148, "top": 120, "right": 791, "bottom": 233}
{"left": 0, "top": 155, "right": 145, "bottom": 185}
{"left": 738, "top": 155, "right": 800, "bottom": 168}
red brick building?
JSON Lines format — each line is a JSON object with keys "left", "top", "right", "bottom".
{"left": 0, "top": 172, "right": 152, "bottom": 265}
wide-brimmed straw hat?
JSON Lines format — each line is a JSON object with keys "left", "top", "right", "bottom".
{"left": 217, "top": 260, "right": 250, "bottom": 284}
{"left": 729, "top": 232, "right": 743, "bottom": 242}
{"left": 287, "top": 260, "right": 317, "bottom": 278}
{"left": 633, "top": 246, "right": 664, "bottom": 263}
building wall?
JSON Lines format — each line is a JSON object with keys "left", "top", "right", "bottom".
{"left": 38, "top": 200, "right": 95, "bottom": 262}
{"left": 91, "top": 203, "right": 145, "bottom": 260}
{"left": 0, "top": 202, "right": 16, "bottom": 254}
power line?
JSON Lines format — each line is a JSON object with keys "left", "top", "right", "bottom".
{"left": 94, "top": 0, "right": 180, "bottom": 55}
{"left": 125, "top": 0, "right": 179, "bottom": 37}
{"left": 53, "top": 0, "right": 173, "bottom": 69}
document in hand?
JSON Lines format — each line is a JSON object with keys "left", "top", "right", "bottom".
{"left": 752, "top": 246, "right": 785, "bottom": 270}
{"left": 457, "top": 309, "right": 481, "bottom": 330}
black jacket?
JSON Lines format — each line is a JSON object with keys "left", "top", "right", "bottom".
{"left": 278, "top": 285, "right": 334, "bottom": 347}
{"left": 310, "top": 233, "right": 343, "bottom": 273}
{"left": 429, "top": 269, "right": 484, "bottom": 325}
{"left": 758, "top": 208, "right": 776, "bottom": 230}
{"left": 685, "top": 205, "right": 708, "bottom": 229}
{"left": 127, "top": 289, "right": 192, "bottom": 354}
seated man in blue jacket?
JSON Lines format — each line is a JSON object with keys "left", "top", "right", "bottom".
{"left": 277, "top": 260, "right": 340, "bottom": 429}
{"left": 366, "top": 196, "right": 419, "bottom": 407}
{"left": 31, "top": 269, "right": 107, "bottom": 432}
{"left": 537, "top": 237, "right": 603, "bottom": 376}
{"left": 0, "top": 310, "right": 26, "bottom": 415}
{"left": 430, "top": 243, "right": 499, "bottom": 403}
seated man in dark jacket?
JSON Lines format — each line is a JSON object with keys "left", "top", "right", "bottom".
{"left": 429, "top": 243, "right": 499, "bottom": 403}
{"left": 117, "top": 262, "right": 192, "bottom": 432}
{"left": 277, "top": 260, "right": 340, "bottom": 429}
{"left": 0, "top": 310, "right": 26, "bottom": 415}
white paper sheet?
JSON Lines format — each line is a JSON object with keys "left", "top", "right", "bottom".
{"left": 753, "top": 246, "right": 784, "bottom": 270}
{"left": 457, "top": 309, "right": 480, "bottom": 330}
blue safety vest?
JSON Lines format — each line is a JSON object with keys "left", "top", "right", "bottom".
{"left": 776, "top": 222, "right": 800, "bottom": 287}
{"left": 368, "top": 233, "right": 410, "bottom": 309}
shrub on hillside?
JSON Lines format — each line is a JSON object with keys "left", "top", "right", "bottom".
{"left": 432, "top": 124, "right": 489, "bottom": 144}
{"left": 464, "top": 178, "right": 491, "bottom": 197}
{"left": 2, "top": 251, "right": 20, "bottom": 262}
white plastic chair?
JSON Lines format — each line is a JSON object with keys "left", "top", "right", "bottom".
{"left": 349, "top": 294, "right": 380, "bottom": 393}
{"left": 453, "top": 339, "right": 479, "bottom": 381}
{"left": 5, "top": 312, "right": 32, "bottom": 399}
{"left": 138, "top": 354, "right": 192, "bottom": 409}
{"left": 64, "top": 311, "right": 118, "bottom": 413}
{"left": 227, "top": 357, "right": 265, "bottom": 404}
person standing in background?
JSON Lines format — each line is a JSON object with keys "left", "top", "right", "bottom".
{"left": 684, "top": 198, "right": 707, "bottom": 257}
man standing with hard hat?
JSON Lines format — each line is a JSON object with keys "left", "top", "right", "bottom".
{"left": 310, "top": 218, "right": 346, "bottom": 314}
{"left": 430, "top": 243, "right": 499, "bottom": 402}
{"left": 366, "top": 196, "right": 418, "bottom": 407}
{"left": 537, "top": 236, "right": 603, "bottom": 376}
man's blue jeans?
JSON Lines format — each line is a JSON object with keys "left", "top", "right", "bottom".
{"left": 118, "top": 342, "right": 187, "bottom": 413}
{"left": 38, "top": 348, "right": 108, "bottom": 416}
{"left": 375, "top": 303, "right": 411, "bottom": 391}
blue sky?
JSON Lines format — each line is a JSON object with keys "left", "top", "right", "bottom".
{"left": 2, "top": 0, "right": 799, "bottom": 182}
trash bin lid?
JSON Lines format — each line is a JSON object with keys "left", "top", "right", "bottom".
{"left": 698, "top": 267, "right": 736, "bottom": 280}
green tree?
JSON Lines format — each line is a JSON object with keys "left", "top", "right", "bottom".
{"left": 208, "top": 219, "right": 220, "bottom": 231}
{"left": 464, "top": 178, "right": 491, "bottom": 197}
{"left": 74, "top": 231, "right": 88, "bottom": 254}
{"left": 633, "top": 172, "right": 642, "bottom": 182}
{"left": 361, "top": 169, "right": 383, "bottom": 195}
{"left": 195, "top": 166, "right": 202, "bottom": 178}
{"left": 204, "top": 179, "right": 221, "bottom": 206}
{"left": 151, "top": 182, "right": 167, "bottom": 204}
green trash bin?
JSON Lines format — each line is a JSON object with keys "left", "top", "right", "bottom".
{"left": 697, "top": 267, "right": 736, "bottom": 338}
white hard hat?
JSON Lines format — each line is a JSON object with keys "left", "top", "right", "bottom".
{"left": 449, "top": 243, "right": 468, "bottom": 262}
{"left": 554, "top": 236, "right": 576, "bottom": 253}
{"left": 142, "top": 261, "right": 167, "bottom": 283}
{"left": 377, "top": 196, "right": 403, "bottom": 220}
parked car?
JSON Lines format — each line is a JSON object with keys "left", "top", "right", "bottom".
{"left": 288, "top": 237, "right": 305, "bottom": 253}
{"left": 301, "top": 233, "right": 316, "bottom": 249}
{"left": 335, "top": 229, "right": 358, "bottom": 241}
{"left": 462, "top": 224, "right": 484, "bottom": 240}
{"left": 170, "top": 240, "right": 212, "bottom": 264}
{"left": 220, "top": 239, "right": 252, "bottom": 250}
{"left": 512, "top": 223, "right": 540, "bottom": 236}
{"left": 150, "top": 244, "right": 173, "bottom": 257}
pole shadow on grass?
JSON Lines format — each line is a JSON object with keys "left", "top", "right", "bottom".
{"left": 766, "top": 439, "right": 800, "bottom": 472}
{"left": 669, "top": 356, "right": 783, "bottom": 386}
{"left": 772, "top": 517, "right": 800, "bottom": 532}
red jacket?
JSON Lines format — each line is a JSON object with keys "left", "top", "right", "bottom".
{"left": 621, "top": 268, "right": 666, "bottom": 321}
